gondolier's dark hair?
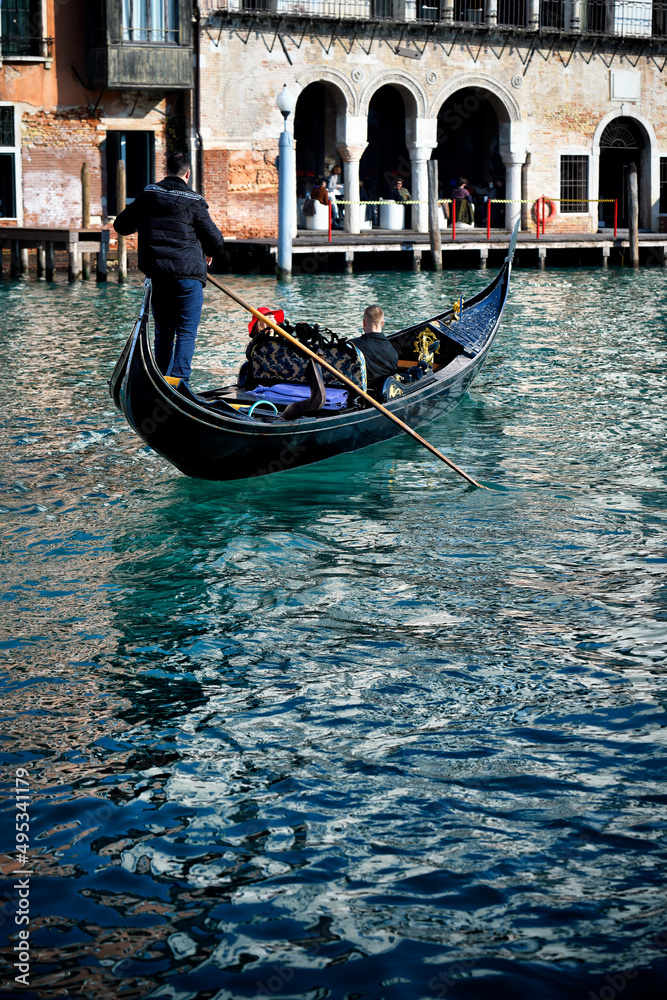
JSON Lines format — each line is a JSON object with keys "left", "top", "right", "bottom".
{"left": 167, "top": 151, "right": 192, "bottom": 177}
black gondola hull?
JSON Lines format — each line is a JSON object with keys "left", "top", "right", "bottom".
{"left": 111, "top": 237, "right": 515, "bottom": 481}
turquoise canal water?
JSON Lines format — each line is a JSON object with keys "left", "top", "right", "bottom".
{"left": 1, "top": 265, "right": 667, "bottom": 1000}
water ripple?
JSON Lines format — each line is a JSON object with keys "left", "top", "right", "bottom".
{"left": 1, "top": 269, "right": 666, "bottom": 999}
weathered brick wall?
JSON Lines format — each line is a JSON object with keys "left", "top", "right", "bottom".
{"left": 21, "top": 108, "right": 104, "bottom": 228}
{"left": 19, "top": 105, "right": 170, "bottom": 229}
{"left": 526, "top": 94, "right": 606, "bottom": 234}
{"left": 204, "top": 147, "right": 278, "bottom": 238}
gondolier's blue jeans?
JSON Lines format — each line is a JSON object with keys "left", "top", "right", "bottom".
{"left": 151, "top": 277, "right": 204, "bottom": 382}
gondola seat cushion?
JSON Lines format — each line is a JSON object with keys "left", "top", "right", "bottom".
{"left": 251, "top": 383, "right": 350, "bottom": 412}
{"left": 248, "top": 337, "right": 367, "bottom": 393}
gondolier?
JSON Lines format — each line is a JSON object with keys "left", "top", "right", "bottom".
{"left": 113, "top": 151, "right": 225, "bottom": 382}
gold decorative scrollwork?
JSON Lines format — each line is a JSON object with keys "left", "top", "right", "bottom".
{"left": 388, "top": 382, "right": 404, "bottom": 399}
{"left": 413, "top": 328, "right": 440, "bottom": 367}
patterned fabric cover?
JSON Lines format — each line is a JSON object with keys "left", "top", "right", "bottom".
{"left": 249, "top": 337, "right": 367, "bottom": 392}
{"left": 428, "top": 280, "right": 504, "bottom": 355}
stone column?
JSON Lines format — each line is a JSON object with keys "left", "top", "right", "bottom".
{"left": 501, "top": 154, "right": 524, "bottom": 231}
{"left": 337, "top": 146, "right": 367, "bottom": 234}
{"left": 500, "top": 122, "right": 529, "bottom": 232}
{"left": 407, "top": 117, "right": 438, "bottom": 235}
{"left": 408, "top": 149, "right": 434, "bottom": 233}
{"left": 486, "top": 0, "right": 498, "bottom": 27}
{"left": 337, "top": 115, "right": 368, "bottom": 235}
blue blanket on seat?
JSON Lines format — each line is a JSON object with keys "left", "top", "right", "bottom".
{"left": 251, "top": 383, "right": 349, "bottom": 412}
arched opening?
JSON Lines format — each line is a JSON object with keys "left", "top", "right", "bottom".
{"left": 294, "top": 83, "right": 340, "bottom": 198}
{"left": 359, "top": 86, "right": 410, "bottom": 200}
{"left": 433, "top": 88, "right": 504, "bottom": 227}
{"left": 599, "top": 118, "right": 646, "bottom": 229}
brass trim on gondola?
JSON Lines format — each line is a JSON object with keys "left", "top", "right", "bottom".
{"left": 414, "top": 328, "right": 440, "bottom": 367}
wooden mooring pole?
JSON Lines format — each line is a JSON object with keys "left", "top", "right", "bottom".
{"left": 45, "top": 242, "right": 55, "bottom": 281}
{"left": 116, "top": 160, "right": 127, "bottom": 283}
{"left": 10, "top": 240, "right": 21, "bottom": 278}
{"left": 428, "top": 160, "right": 442, "bottom": 272}
{"left": 628, "top": 162, "right": 639, "bottom": 269}
{"left": 81, "top": 162, "right": 91, "bottom": 280}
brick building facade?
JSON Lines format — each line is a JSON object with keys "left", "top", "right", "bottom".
{"left": 0, "top": 1, "right": 192, "bottom": 228}
{"left": 2, "top": 2, "right": 666, "bottom": 237}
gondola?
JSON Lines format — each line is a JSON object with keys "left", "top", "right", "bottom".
{"left": 109, "top": 225, "right": 518, "bottom": 482}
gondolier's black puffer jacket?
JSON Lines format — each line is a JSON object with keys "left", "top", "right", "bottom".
{"left": 113, "top": 176, "right": 225, "bottom": 285}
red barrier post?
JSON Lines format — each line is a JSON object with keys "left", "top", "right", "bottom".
{"left": 542, "top": 196, "right": 546, "bottom": 238}
{"left": 487, "top": 199, "right": 491, "bottom": 240}
{"left": 614, "top": 199, "right": 618, "bottom": 239}
{"left": 328, "top": 202, "right": 332, "bottom": 242}
{"left": 536, "top": 197, "right": 540, "bottom": 240}
{"left": 452, "top": 198, "right": 456, "bottom": 241}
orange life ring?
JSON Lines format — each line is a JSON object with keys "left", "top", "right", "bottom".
{"left": 531, "top": 197, "right": 557, "bottom": 226}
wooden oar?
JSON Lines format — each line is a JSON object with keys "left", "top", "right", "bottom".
{"left": 206, "top": 273, "right": 487, "bottom": 489}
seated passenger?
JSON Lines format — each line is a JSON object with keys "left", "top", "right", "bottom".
{"left": 248, "top": 306, "right": 285, "bottom": 339}
{"left": 351, "top": 306, "right": 398, "bottom": 392}
{"left": 311, "top": 179, "right": 331, "bottom": 206}
{"left": 452, "top": 177, "right": 474, "bottom": 226}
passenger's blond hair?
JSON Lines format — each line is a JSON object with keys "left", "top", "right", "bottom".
{"left": 363, "top": 305, "right": 384, "bottom": 328}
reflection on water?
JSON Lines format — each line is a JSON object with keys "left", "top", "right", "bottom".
{"left": 1, "top": 269, "right": 667, "bottom": 999}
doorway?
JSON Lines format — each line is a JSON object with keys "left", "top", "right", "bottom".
{"left": 433, "top": 88, "right": 504, "bottom": 226}
{"left": 359, "top": 86, "right": 409, "bottom": 199}
{"left": 106, "top": 131, "right": 155, "bottom": 215}
{"left": 598, "top": 118, "right": 645, "bottom": 228}
{"left": 0, "top": 153, "right": 16, "bottom": 218}
{"left": 294, "top": 83, "right": 339, "bottom": 198}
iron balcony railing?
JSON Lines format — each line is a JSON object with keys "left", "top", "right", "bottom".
{"left": 197, "top": 0, "right": 667, "bottom": 36}
{"left": 0, "top": 34, "right": 52, "bottom": 57}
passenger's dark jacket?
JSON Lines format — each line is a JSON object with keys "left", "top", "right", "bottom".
{"left": 351, "top": 330, "right": 398, "bottom": 388}
{"left": 113, "top": 176, "right": 225, "bottom": 285}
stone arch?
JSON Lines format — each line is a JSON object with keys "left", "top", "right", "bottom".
{"left": 430, "top": 74, "right": 525, "bottom": 231}
{"left": 358, "top": 71, "right": 427, "bottom": 120}
{"left": 592, "top": 105, "right": 657, "bottom": 157}
{"left": 294, "top": 68, "right": 357, "bottom": 116}
{"left": 293, "top": 73, "right": 357, "bottom": 201}
{"left": 592, "top": 106, "right": 658, "bottom": 230}
{"left": 429, "top": 73, "right": 521, "bottom": 124}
